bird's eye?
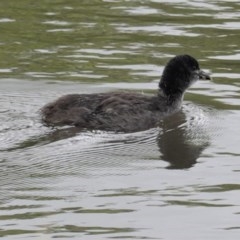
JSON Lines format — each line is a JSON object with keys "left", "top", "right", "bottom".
{"left": 192, "top": 66, "right": 198, "bottom": 70}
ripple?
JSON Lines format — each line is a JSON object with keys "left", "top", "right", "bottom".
{"left": 123, "top": 6, "right": 160, "bottom": 15}
{"left": 212, "top": 73, "right": 240, "bottom": 79}
{"left": 43, "top": 20, "right": 71, "bottom": 26}
{"left": 114, "top": 24, "right": 200, "bottom": 37}
{"left": 166, "top": 0, "right": 232, "bottom": 10}
{"left": 0, "top": 18, "right": 15, "bottom": 23}
{"left": 76, "top": 48, "right": 136, "bottom": 56}
{"left": 209, "top": 53, "right": 240, "bottom": 60}
{"left": 0, "top": 68, "right": 14, "bottom": 73}
{"left": 47, "top": 28, "right": 74, "bottom": 32}
{"left": 34, "top": 49, "right": 57, "bottom": 54}
{"left": 185, "top": 22, "right": 240, "bottom": 30}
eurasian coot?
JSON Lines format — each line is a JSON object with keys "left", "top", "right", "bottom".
{"left": 41, "top": 54, "right": 210, "bottom": 132}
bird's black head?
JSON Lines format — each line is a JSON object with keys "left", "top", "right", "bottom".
{"left": 159, "top": 55, "right": 210, "bottom": 97}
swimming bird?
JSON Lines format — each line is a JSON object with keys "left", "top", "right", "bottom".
{"left": 40, "top": 54, "right": 210, "bottom": 132}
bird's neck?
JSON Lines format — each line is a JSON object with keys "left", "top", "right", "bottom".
{"left": 158, "top": 88, "right": 184, "bottom": 105}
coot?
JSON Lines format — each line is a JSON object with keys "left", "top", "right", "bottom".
{"left": 41, "top": 54, "right": 210, "bottom": 132}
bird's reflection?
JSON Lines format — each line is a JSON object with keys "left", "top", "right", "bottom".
{"left": 157, "top": 108, "right": 209, "bottom": 169}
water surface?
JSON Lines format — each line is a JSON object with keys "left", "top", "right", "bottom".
{"left": 1, "top": 0, "right": 240, "bottom": 239}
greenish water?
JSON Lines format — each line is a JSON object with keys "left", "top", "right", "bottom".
{"left": 1, "top": 0, "right": 240, "bottom": 239}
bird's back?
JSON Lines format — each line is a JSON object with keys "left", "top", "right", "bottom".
{"left": 41, "top": 91, "right": 171, "bottom": 132}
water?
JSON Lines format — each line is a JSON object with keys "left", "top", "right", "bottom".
{"left": 1, "top": 0, "right": 240, "bottom": 239}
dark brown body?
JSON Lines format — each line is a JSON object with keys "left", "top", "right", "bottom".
{"left": 41, "top": 92, "right": 181, "bottom": 132}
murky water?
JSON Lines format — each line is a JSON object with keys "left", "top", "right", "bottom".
{"left": 1, "top": 0, "right": 240, "bottom": 239}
